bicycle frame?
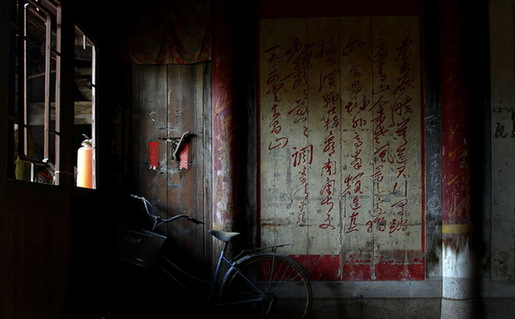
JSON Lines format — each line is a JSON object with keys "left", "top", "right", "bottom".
{"left": 153, "top": 235, "right": 270, "bottom": 308}
{"left": 210, "top": 241, "right": 272, "bottom": 307}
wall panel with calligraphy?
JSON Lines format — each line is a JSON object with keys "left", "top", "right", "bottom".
{"left": 259, "top": 17, "right": 425, "bottom": 281}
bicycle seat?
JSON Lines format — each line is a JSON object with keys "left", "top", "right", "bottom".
{"left": 209, "top": 229, "right": 240, "bottom": 242}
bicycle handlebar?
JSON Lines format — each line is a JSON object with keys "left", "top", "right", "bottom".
{"left": 130, "top": 194, "right": 204, "bottom": 230}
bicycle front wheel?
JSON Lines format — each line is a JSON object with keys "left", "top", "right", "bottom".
{"left": 220, "top": 254, "right": 312, "bottom": 319}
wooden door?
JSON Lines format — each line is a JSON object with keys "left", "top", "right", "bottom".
{"left": 132, "top": 63, "right": 211, "bottom": 269}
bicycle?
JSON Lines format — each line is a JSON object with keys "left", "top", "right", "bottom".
{"left": 97, "top": 194, "right": 313, "bottom": 318}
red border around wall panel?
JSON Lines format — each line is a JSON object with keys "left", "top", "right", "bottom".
{"left": 292, "top": 254, "right": 425, "bottom": 281}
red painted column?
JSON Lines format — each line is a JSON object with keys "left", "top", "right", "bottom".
{"left": 440, "top": 10, "right": 472, "bottom": 229}
{"left": 439, "top": 0, "right": 475, "bottom": 317}
{"left": 211, "top": 0, "right": 239, "bottom": 231}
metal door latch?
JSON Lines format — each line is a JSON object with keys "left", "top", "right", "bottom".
{"left": 159, "top": 132, "right": 191, "bottom": 161}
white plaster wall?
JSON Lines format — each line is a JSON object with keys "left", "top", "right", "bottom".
{"left": 490, "top": 0, "right": 515, "bottom": 281}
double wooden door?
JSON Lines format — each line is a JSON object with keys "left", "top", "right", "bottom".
{"left": 131, "top": 63, "right": 212, "bottom": 268}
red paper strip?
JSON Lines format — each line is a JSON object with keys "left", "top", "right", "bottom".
{"left": 180, "top": 143, "right": 189, "bottom": 169}
{"left": 149, "top": 141, "right": 158, "bottom": 169}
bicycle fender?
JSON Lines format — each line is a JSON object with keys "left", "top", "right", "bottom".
{"left": 239, "top": 252, "right": 309, "bottom": 272}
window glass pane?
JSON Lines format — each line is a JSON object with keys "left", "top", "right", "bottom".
{"left": 74, "top": 26, "right": 96, "bottom": 189}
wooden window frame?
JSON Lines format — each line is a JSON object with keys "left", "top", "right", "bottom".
{"left": 9, "top": 0, "right": 62, "bottom": 184}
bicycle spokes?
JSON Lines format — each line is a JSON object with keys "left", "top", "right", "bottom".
{"left": 221, "top": 254, "right": 312, "bottom": 318}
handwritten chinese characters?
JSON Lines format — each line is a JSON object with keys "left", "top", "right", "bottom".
{"left": 260, "top": 17, "right": 424, "bottom": 279}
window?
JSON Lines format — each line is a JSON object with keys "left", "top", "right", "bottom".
{"left": 7, "top": 0, "right": 97, "bottom": 188}
{"left": 74, "top": 26, "right": 96, "bottom": 189}
{"left": 8, "top": 0, "right": 60, "bottom": 184}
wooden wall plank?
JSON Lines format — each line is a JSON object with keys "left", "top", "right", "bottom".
{"left": 137, "top": 65, "right": 169, "bottom": 218}
{"left": 3, "top": 186, "right": 71, "bottom": 318}
{"left": 166, "top": 64, "right": 203, "bottom": 263}
{"left": 305, "top": 17, "right": 342, "bottom": 258}
{"left": 260, "top": 17, "right": 310, "bottom": 253}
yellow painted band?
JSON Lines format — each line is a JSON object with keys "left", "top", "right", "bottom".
{"left": 442, "top": 224, "right": 473, "bottom": 234}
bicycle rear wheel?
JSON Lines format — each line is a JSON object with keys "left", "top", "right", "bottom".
{"left": 220, "top": 254, "right": 312, "bottom": 319}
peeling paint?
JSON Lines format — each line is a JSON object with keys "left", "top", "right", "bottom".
{"left": 211, "top": 1, "right": 241, "bottom": 232}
